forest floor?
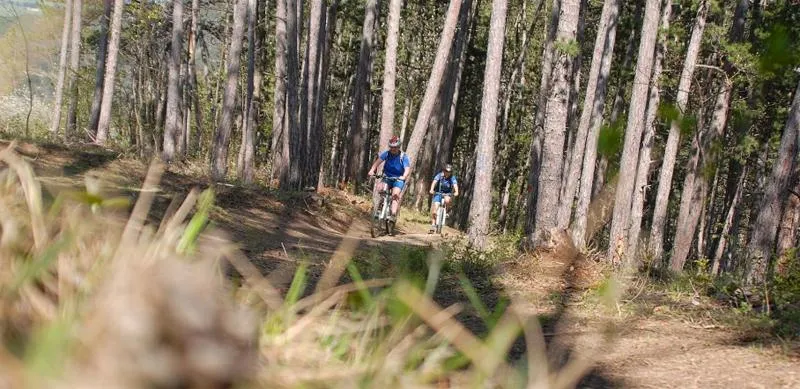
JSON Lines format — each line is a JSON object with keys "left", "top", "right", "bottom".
{"left": 6, "top": 138, "right": 800, "bottom": 389}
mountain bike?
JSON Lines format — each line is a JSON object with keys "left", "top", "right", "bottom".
{"left": 432, "top": 191, "right": 452, "bottom": 235}
{"left": 370, "top": 174, "right": 401, "bottom": 238}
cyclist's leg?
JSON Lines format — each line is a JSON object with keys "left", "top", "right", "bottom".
{"left": 390, "top": 182, "right": 403, "bottom": 218}
{"left": 431, "top": 194, "right": 441, "bottom": 225}
{"left": 443, "top": 194, "right": 452, "bottom": 211}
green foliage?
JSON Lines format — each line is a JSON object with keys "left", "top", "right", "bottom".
{"left": 757, "top": 24, "right": 800, "bottom": 77}
{"left": 678, "top": 114, "right": 698, "bottom": 137}
{"left": 597, "top": 119, "right": 624, "bottom": 158}
{"left": 178, "top": 189, "right": 215, "bottom": 254}
{"left": 554, "top": 38, "right": 581, "bottom": 57}
{"left": 23, "top": 318, "right": 73, "bottom": 379}
{"left": 657, "top": 103, "right": 681, "bottom": 123}
{"left": 771, "top": 249, "right": 800, "bottom": 337}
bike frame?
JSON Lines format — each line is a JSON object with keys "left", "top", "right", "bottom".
{"left": 433, "top": 191, "right": 451, "bottom": 234}
{"left": 371, "top": 174, "right": 401, "bottom": 237}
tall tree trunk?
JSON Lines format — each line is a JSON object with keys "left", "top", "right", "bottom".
{"left": 713, "top": 166, "right": 747, "bottom": 275}
{"left": 564, "top": 0, "right": 621, "bottom": 246}
{"left": 50, "top": 0, "right": 73, "bottom": 138}
{"left": 777, "top": 172, "right": 800, "bottom": 258}
{"left": 272, "top": 0, "right": 288, "bottom": 183}
{"left": 88, "top": 0, "right": 112, "bottom": 137}
{"left": 399, "top": 93, "right": 412, "bottom": 145}
{"left": 65, "top": 0, "right": 82, "bottom": 140}
{"left": 592, "top": 2, "right": 642, "bottom": 200}
{"left": 412, "top": 0, "right": 475, "bottom": 210}
{"left": 649, "top": 0, "right": 708, "bottom": 261}
{"left": 628, "top": 0, "right": 672, "bottom": 259}
{"left": 670, "top": 0, "right": 749, "bottom": 269}
{"left": 746, "top": 80, "right": 800, "bottom": 285}
{"left": 524, "top": 0, "right": 560, "bottom": 239}
{"left": 237, "top": 0, "right": 258, "bottom": 183}
{"left": 314, "top": 0, "right": 338, "bottom": 187}
{"left": 284, "top": 0, "right": 303, "bottom": 189}
{"left": 531, "top": 0, "right": 581, "bottom": 246}
{"left": 96, "top": 0, "right": 128, "bottom": 145}
{"left": 560, "top": 0, "right": 586, "bottom": 199}
{"left": 525, "top": 0, "right": 561, "bottom": 239}
{"left": 437, "top": 0, "right": 476, "bottom": 170}
{"left": 403, "top": 0, "right": 463, "bottom": 165}
{"left": 301, "top": 0, "right": 327, "bottom": 188}
{"left": 188, "top": 0, "right": 202, "bottom": 155}
{"left": 467, "top": 0, "right": 508, "bottom": 249}
{"left": 378, "top": 0, "right": 403, "bottom": 148}
{"left": 670, "top": 79, "right": 730, "bottom": 271}
{"left": 346, "top": 0, "right": 378, "bottom": 188}
{"left": 607, "top": 0, "right": 662, "bottom": 265}
{"left": 164, "top": 0, "right": 184, "bottom": 162}
{"left": 210, "top": 0, "right": 247, "bottom": 181}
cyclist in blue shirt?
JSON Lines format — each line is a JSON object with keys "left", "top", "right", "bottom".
{"left": 428, "top": 163, "right": 459, "bottom": 233}
{"left": 367, "top": 135, "right": 411, "bottom": 222}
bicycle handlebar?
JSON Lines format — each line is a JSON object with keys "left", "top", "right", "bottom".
{"left": 371, "top": 174, "right": 402, "bottom": 180}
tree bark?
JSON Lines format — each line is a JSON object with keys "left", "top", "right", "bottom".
{"left": 671, "top": 0, "right": 747, "bottom": 270}
{"left": 670, "top": 78, "right": 730, "bottom": 271}
{"left": 532, "top": 0, "right": 581, "bottom": 247}
{"left": 524, "top": 0, "right": 561, "bottom": 239}
{"left": 649, "top": 0, "right": 708, "bottom": 262}
{"left": 378, "top": 0, "right": 403, "bottom": 148}
{"left": 713, "top": 166, "right": 747, "bottom": 275}
{"left": 560, "top": 0, "right": 585, "bottom": 199}
{"left": 467, "top": 0, "right": 508, "bottom": 249}
{"left": 564, "top": 0, "right": 621, "bottom": 246}
{"left": 437, "top": 0, "right": 476, "bottom": 170}
{"left": 777, "top": 172, "right": 800, "bottom": 259}
{"left": 346, "top": 0, "right": 379, "bottom": 188}
{"left": 627, "top": 0, "right": 672, "bottom": 259}
{"left": 607, "top": 0, "right": 661, "bottom": 265}
{"left": 746, "top": 80, "right": 800, "bottom": 285}
{"left": 50, "top": 0, "right": 72, "bottom": 138}
{"left": 592, "top": 1, "right": 642, "bottom": 201}
{"left": 88, "top": 0, "right": 112, "bottom": 137}
{"left": 65, "top": 0, "right": 82, "bottom": 140}
{"left": 284, "top": 0, "right": 303, "bottom": 189}
{"left": 164, "top": 0, "right": 184, "bottom": 162}
{"left": 403, "top": 0, "right": 463, "bottom": 165}
{"left": 314, "top": 0, "right": 339, "bottom": 188}
{"left": 210, "top": 0, "right": 247, "bottom": 181}
{"left": 96, "top": 0, "right": 128, "bottom": 145}
{"left": 237, "top": 0, "right": 258, "bottom": 183}
{"left": 300, "top": 0, "right": 327, "bottom": 188}
{"left": 187, "top": 0, "right": 203, "bottom": 155}
{"left": 272, "top": 0, "right": 288, "bottom": 183}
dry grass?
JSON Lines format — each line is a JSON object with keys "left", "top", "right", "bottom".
{"left": 0, "top": 141, "right": 622, "bottom": 389}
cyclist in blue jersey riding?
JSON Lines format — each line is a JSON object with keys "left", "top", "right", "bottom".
{"left": 428, "top": 163, "right": 459, "bottom": 233}
{"left": 367, "top": 135, "right": 411, "bottom": 222}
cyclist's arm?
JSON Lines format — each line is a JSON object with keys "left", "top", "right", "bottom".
{"left": 367, "top": 156, "right": 383, "bottom": 176}
{"left": 399, "top": 154, "right": 411, "bottom": 180}
{"left": 429, "top": 178, "right": 438, "bottom": 194}
{"left": 453, "top": 183, "right": 459, "bottom": 196}
{"left": 400, "top": 166, "right": 410, "bottom": 181}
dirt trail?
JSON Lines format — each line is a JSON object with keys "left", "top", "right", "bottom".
{"left": 6, "top": 140, "right": 800, "bottom": 389}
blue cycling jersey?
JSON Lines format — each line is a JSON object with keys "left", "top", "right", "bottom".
{"left": 379, "top": 150, "right": 410, "bottom": 177}
{"left": 432, "top": 172, "right": 458, "bottom": 193}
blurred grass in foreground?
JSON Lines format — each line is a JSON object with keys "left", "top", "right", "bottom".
{"left": 0, "top": 142, "right": 620, "bottom": 389}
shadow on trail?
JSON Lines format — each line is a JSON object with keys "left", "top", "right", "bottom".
{"left": 527, "top": 234, "right": 627, "bottom": 388}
